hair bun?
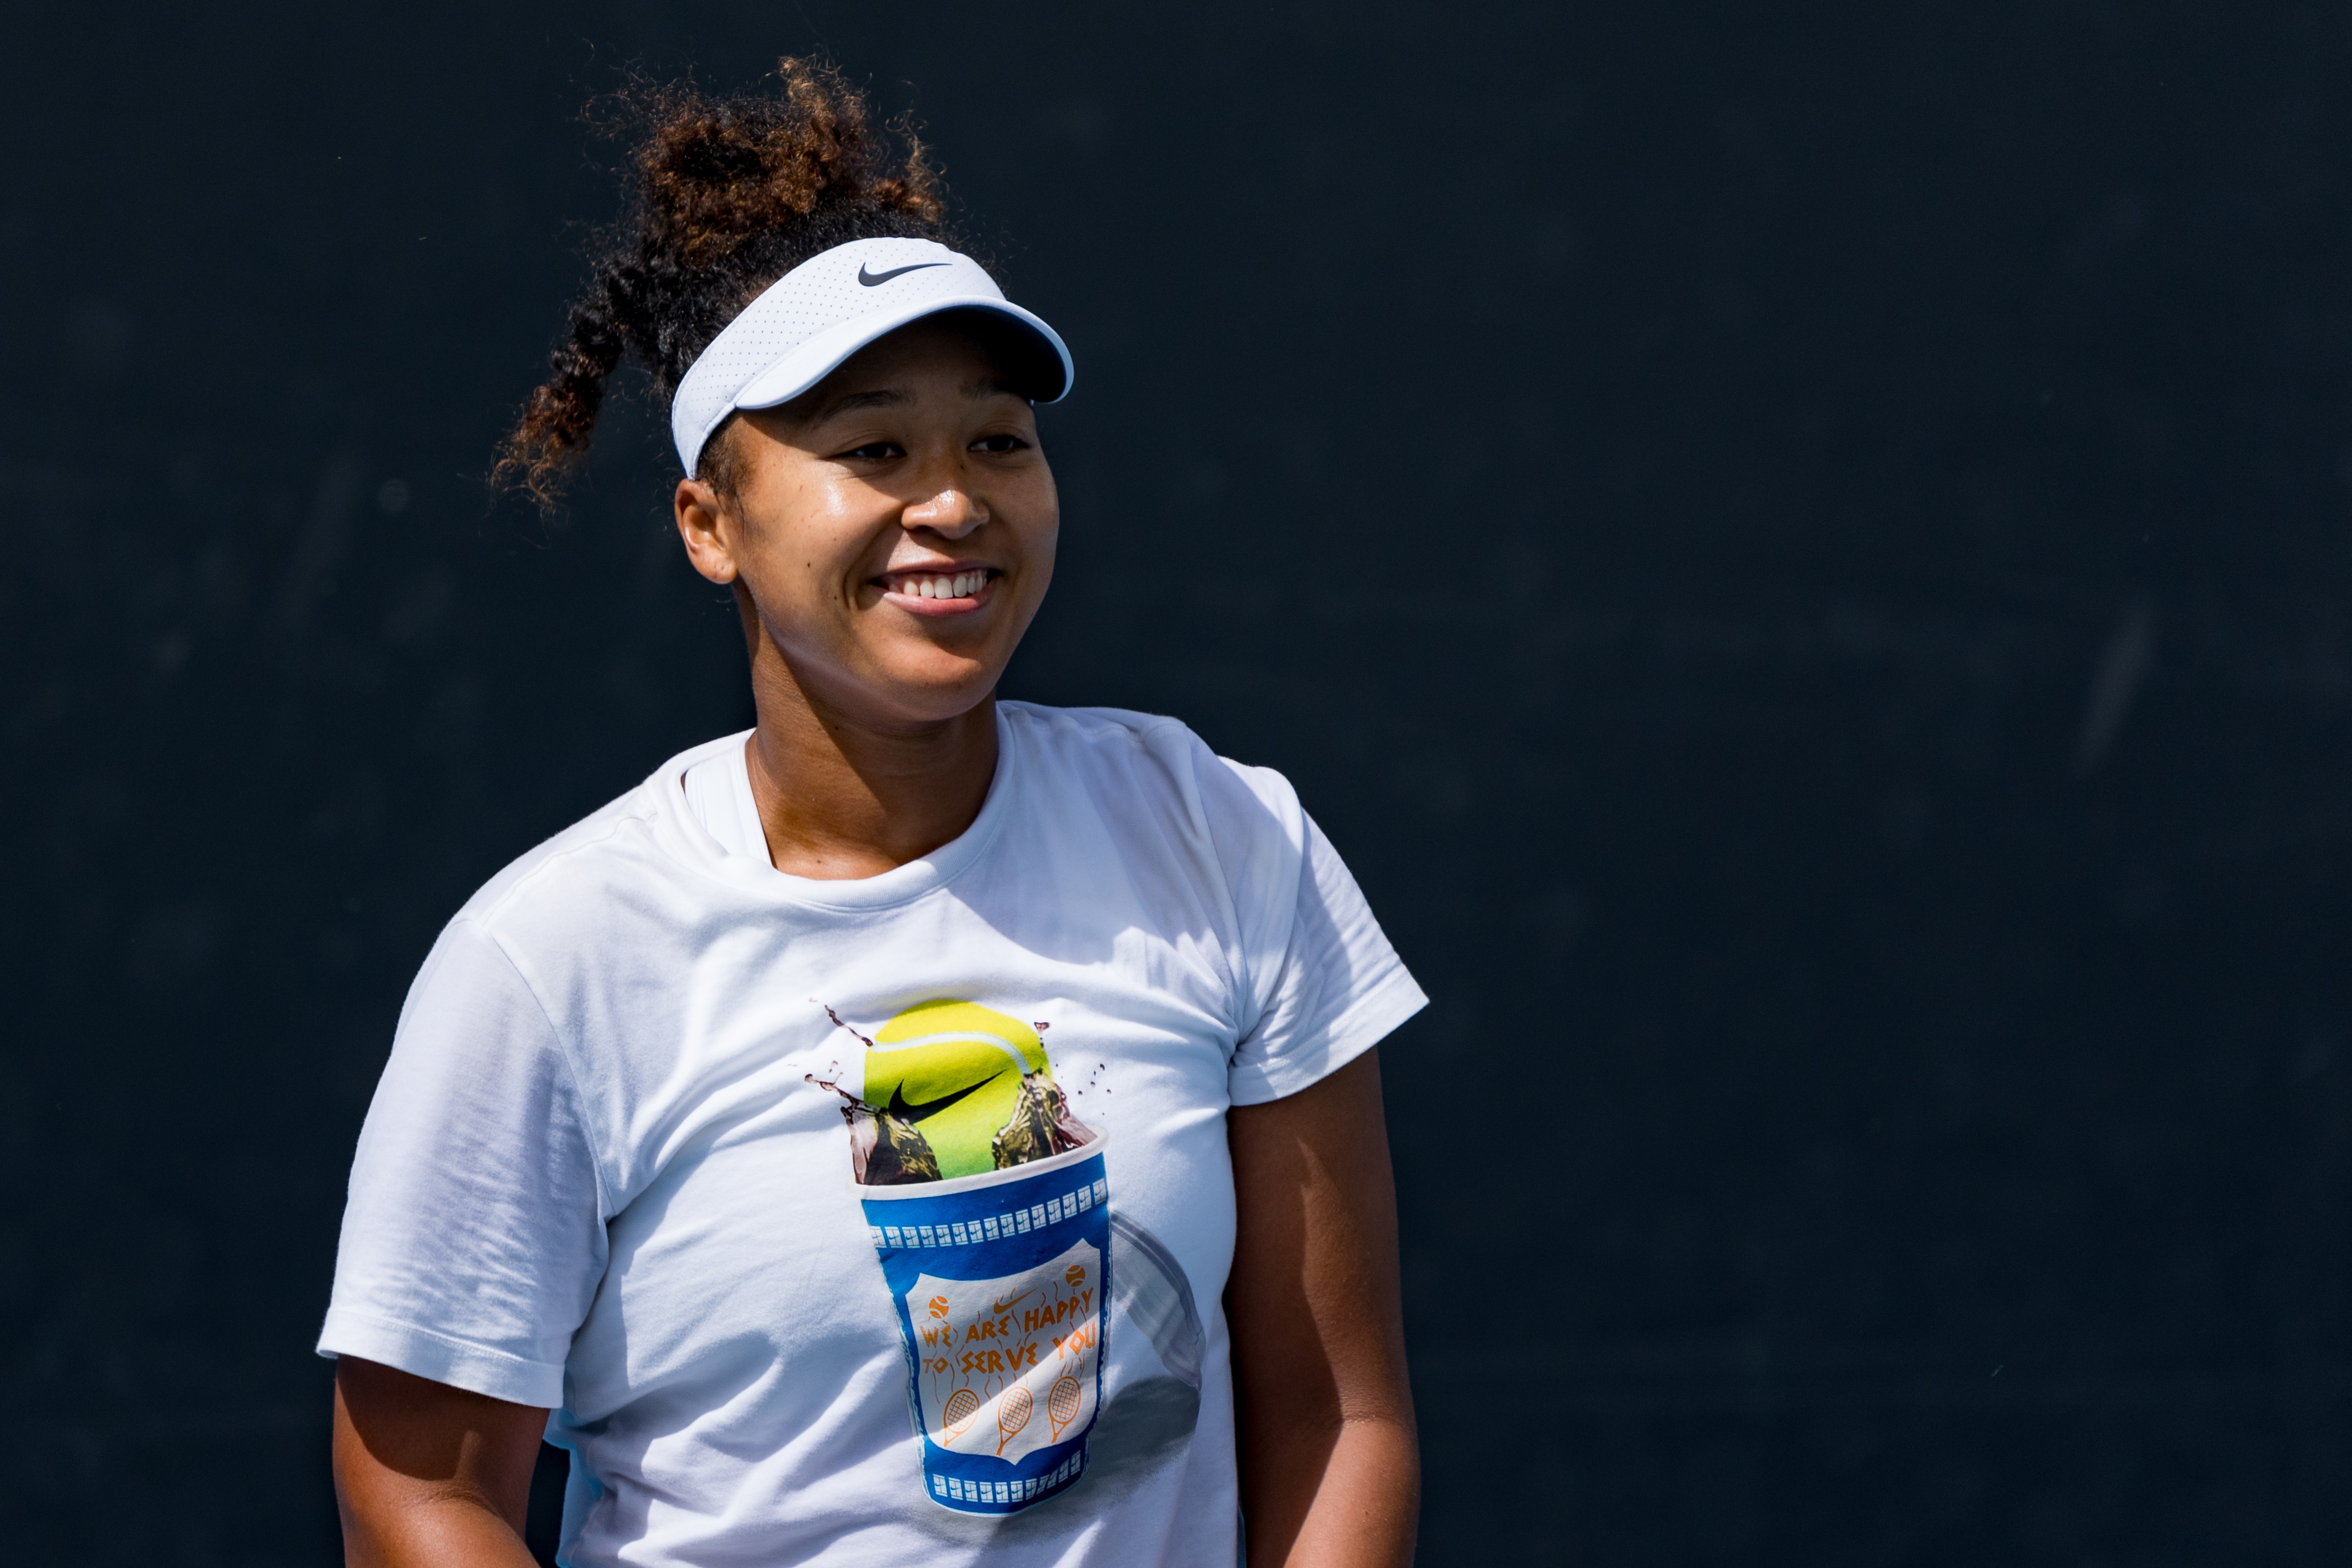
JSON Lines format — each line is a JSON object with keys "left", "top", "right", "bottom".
{"left": 496, "top": 57, "right": 951, "bottom": 508}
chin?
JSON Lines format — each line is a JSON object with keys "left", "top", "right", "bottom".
{"left": 871, "top": 661, "right": 1003, "bottom": 724}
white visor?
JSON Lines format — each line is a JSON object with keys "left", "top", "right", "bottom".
{"left": 667, "top": 236, "right": 1074, "bottom": 477}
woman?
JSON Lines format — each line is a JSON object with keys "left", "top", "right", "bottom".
{"left": 322, "top": 61, "right": 1424, "bottom": 1568}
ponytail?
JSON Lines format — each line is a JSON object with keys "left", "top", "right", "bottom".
{"left": 495, "top": 58, "right": 950, "bottom": 509}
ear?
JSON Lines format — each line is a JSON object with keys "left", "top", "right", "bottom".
{"left": 674, "top": 477, "right": 739, "bottom": 584}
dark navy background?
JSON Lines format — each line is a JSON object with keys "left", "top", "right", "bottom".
{"left": 5, "top": 3, "right": 2350, "bottom": 1562}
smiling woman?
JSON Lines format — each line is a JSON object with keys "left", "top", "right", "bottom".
{"left": 321, "top": 57, "right": 1426, "bottom": 1568}
{"left": 673, "top": 313, "right": 1064, "bottom": 878}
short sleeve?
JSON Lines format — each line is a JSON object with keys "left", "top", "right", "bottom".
{"left": 1203, "top": 756, "right": 1429, "bottom": 1106}
{"left": 316, "top": 918, "right": 610, "bottom": 1408}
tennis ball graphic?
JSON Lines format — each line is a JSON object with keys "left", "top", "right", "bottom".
{"left": 863, "top": 1001, "right": 1055, "bottom": 1179}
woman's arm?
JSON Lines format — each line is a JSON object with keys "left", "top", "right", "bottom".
{"left": 332, "top": 1356, "right": 550, "bottom": 1567}
{"left": 1227, "top": 1048, "right": 1420, "bottom": 1567}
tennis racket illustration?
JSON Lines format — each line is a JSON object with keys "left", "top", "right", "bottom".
{"left": 1047, "top": 1375, "right": 1083, "bottom": 1440}
{"left": 941, "top": 1386, "right": 981, "bottom": 1442}
{"left": 995, "top": 1385, "right": 1033, "bottom": 1454}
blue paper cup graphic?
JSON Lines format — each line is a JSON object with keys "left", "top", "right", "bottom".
{"left": 860, "top": 1137, "right": 1111, "bottom": 1514}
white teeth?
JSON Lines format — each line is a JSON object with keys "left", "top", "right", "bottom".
{"left": 896, "top": 572, "right": 987, "bottom": 599}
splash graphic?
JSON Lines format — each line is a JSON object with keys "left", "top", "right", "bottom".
{"left": 817, "top": 1000, "right": 1096, "bottom": 1184}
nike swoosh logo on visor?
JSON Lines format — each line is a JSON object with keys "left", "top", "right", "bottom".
{"left": 858, "top": 261, "right": 952, "bottom": 287}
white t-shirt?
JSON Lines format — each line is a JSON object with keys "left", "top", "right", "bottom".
{"left": 318, "top": 701, "right": 1426, "bottom": 1568}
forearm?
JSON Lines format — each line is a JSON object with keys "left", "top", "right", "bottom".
{"left": 1228, "top": 1050, "right": 1420, "bottom": 1567}
{"left": 1246, "top": 1411, "right": 1421, "bottom": 1568}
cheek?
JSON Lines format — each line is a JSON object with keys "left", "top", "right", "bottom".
{"left": 1007, "top": 472, "right": 1061, "bottom": 551}
{"left": 744, "top": 480, "right": 884, "bottom": 595}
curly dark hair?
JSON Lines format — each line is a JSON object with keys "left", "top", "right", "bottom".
{"left": 495, "top": 58, "right": 953, "bottom": 507}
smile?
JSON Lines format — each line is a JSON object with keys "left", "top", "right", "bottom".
{"left": 879, "top": 568, "right": 997, "bottom": 606}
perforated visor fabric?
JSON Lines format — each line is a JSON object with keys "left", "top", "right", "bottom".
{"left": 668, "top": 237, "right": 1074, "bottom": 476}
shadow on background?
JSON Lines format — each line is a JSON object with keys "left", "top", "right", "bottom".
{"left": 3, "top": 2, "right": 2349, "bottom": 1562}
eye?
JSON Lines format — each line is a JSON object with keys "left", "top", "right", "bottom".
{"left": 837, "top": 441, "right": 903, "bottom": 462}
{"left": 971, "top": 433, "right": 1030, "bottom": 454}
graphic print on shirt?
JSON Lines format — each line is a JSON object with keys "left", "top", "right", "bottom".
{"left": 816, "top": 1000, "right": 1112, "bottom": 1516}
{"left": 820, "top": 1000, "right": 1096, "bottom": 1185}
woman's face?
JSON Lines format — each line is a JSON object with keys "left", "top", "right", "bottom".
{"left": 674, "top": 318, "right": 1060, "bottom": 728}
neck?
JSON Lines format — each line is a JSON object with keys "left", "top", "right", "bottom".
{"left": 739, "top": 648, "right": 1001, "bottom": 882}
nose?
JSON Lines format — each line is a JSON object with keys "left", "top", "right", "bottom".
{"left": 902, "top": 485, "right": 986, "bottom": 539}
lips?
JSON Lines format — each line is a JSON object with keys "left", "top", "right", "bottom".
{"left": 877, "top": 566, "right": 997, "bottom": 609}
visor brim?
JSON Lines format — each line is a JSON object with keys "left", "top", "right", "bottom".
{"left": 731, "top": 295, "right": 1074, "bottom": 414}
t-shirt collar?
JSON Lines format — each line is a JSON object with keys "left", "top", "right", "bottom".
{"left": 649, "top": 705, "right": 1019, "bottom": 911}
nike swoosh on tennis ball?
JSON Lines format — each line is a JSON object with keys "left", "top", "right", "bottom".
{"left": 858, "top": 261, "right": 951, "bottom": 286}
{"left": 887, "top": 1073, "right": 1002, "bottom": 1122}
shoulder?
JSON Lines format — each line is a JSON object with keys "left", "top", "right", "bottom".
{"left": 453, "top": 786, "right": 661, "bottom": 933}
{"left": 998, "top": 699, "right": 1195, "bottom": 762}
{"left": 997, "top": 700, "right": 1305, "bottom": 876}
{"left": 445, "top": 732, "right": 742, "bottom": 949}
{"left": 1001, "top": 701, "right": 1297, "bottom": 817}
